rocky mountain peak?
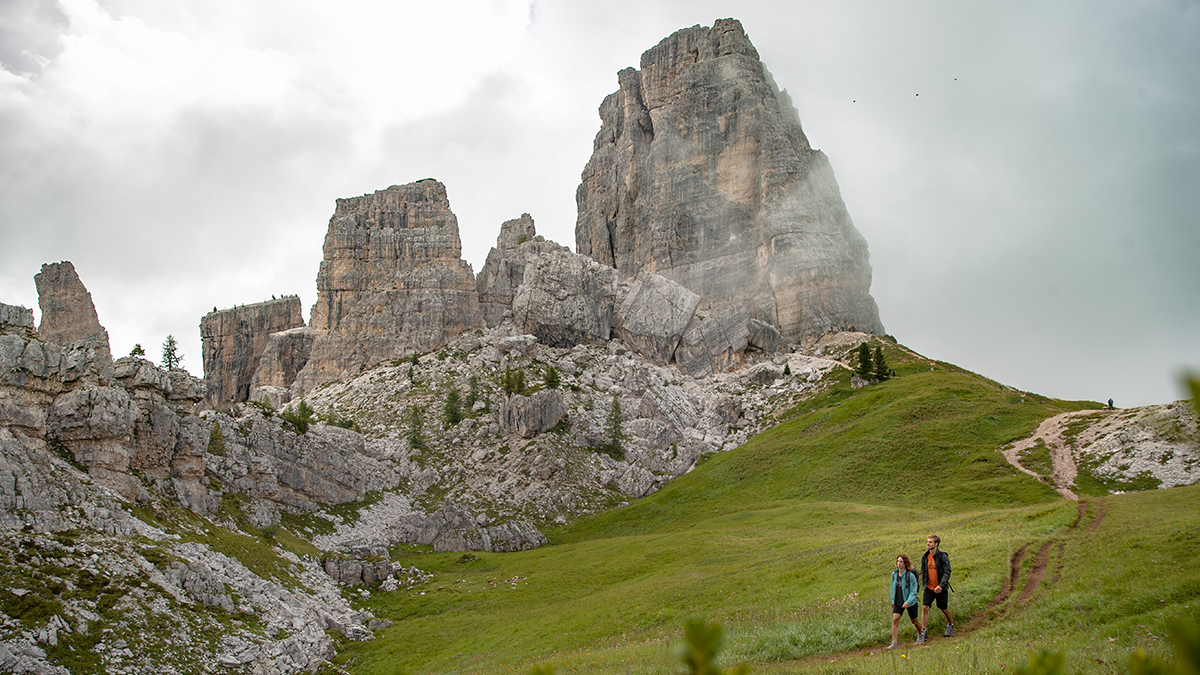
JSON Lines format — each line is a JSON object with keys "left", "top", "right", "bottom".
{"left": 294, "top": 179, "right": 482, "bottom": 393}
{"left": 575, "top": 18, "right": 884, "bottom": 343}
{"left": 34, "top": 260, "right": 108, "bottom": 346}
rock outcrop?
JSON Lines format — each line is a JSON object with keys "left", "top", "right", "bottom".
{"left": 510, "top": 245, "right": 617, "bottom": 347}
{"left": 499, "top": 389, "right": 566, "bottom": 438}
{"left": 613, "top": 272, "right": 700, "bottom": 366}
{"left": 575, "top": 19, "right": 884, "bottom": 342}
{"left": 250, "top": 327, "right": 316, "bottom": 407}
{"left": 295, "top": 180, "right": 482, "bottom": 393}
{"left": 35, "top": 261, "right": 108, "bottom": 346}
{"left": 476, "top": 214, "right": 547, "bottom": 327}
{"left": 200, "top": 296, "right": 305, "bottom": 406}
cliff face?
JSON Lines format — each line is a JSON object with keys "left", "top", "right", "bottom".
{"left": 200, "top": 296, "right": 305, "bottom": 406}
{"left": 575, "top": 19, "right": 884, "bottom": 342}
{"left": 295, "top": 180, "right": 482, "bottom": 393}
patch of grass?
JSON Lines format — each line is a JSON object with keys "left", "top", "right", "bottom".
{"left": 1020, "top": 439, "right": 1054, "bottom": 478}
{"left": 281, "top": 508, "right": 337, "bottom": 537}
{"left": 555, "top": 367, "right": 1092, "bottom": 543}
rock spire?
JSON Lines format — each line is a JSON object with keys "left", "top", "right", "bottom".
{"left": 294, "top": 179, "right": 482, "bottom": 392}
{"left": 575, "top": 19, "right": 884, "bottom": 342}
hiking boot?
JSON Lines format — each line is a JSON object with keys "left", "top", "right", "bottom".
{"left": 943, "top": 624, "right": 954, "bottom": 637}
{"left": 915, "top": 632, "right": 926, "bottom": 644}
{"left": 885, "top": 641, "right": 899, "bottom": 650}
{"left": 920, "top": 629, "right": 928, "bottom": 642}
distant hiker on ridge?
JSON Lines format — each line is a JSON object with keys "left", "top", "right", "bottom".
{"left": 887, "top": 554, "right": 923, "bottom": 649}
{"left": 920, "top": 534, "right": 954, "bottom": 639}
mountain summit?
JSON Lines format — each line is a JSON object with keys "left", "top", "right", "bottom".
{"left": 575, "top": 19, "right": 884, "bottom": 342}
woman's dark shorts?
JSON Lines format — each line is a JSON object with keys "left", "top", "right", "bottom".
{"left": 892, "top": 603, "right": 918, "bottom": 618}
{"left": 923, "top": 587, "right": 948, "bottom": 610}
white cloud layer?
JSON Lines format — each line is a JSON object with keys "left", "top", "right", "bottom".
{"left": 2, "top": 0, "right": 1197, "bottom": 406}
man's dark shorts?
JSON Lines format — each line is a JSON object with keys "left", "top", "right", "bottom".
{"left": 892, "top": 603, "right": 918, "bottom": 618}
{"left": 923, "top": 587, "right": 948, "bottom": 610}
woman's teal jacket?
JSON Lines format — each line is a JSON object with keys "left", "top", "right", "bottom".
{"left": 890, "top": 568, "right": 920, "bottom": 608}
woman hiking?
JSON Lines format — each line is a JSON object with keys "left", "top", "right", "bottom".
{"left": 887, "top": 554, "right": 923, "bottom": 649}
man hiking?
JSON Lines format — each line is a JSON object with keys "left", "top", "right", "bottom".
{"left": 920, "top": 534, "right": 953, "bottom": 639}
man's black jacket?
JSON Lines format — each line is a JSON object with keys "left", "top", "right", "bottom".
{"left": 920, "top": 549, "right": 952, "bottom": 591}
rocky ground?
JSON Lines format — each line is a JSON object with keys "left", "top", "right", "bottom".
{"left": 288, "top": 323, "right": 852, "bottom": 553}
{"left": 1003, "top": 400, "right": 1199, "bottom": 498}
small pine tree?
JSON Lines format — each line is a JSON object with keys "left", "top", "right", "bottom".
{"left": 129, "top": 343, "right": 145, "bottom": 357}
{"left": 600, "top": 394, "right": 626, "bottom": 459}
{"left": 856, "top": 342, "right": 872, "bottom": 379}
{"left": 874, "top": 346, "right": 889, "bottom": 381}
{"left": 443, "top": 387, "right": 463, "bottom": 427}
{"left": 161, "top": 335, "right": 183, "bottom": 371}
{"left": 783, "top": 363, "right": 791, "bottom": 376}
{"left": 466, "top": 375, "right": 481, "bottom": 409}
{"left": 406, "top": 406, "right": 426, "bottom": 451}
{"left": 544, "top": 365, "right": 561, "bottom": 389}
{"left": 280, "top": 399, "right": 315, "bottom": 434}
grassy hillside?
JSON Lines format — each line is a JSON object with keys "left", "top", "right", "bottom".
{"left": 328, "top": 345, "right": 1197, "bottom": 675}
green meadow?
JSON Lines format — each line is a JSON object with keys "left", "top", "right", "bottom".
{"left": 328, "top": 344, "right": 1200, "bottom": 675}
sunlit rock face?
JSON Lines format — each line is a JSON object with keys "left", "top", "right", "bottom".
{"left": 575, "top": 18, "right": 884, "bottom": 343}
{"left": 295, "top": 179, "right": 482, "bottom": 393}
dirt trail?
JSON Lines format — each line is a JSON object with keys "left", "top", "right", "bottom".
{"left": 1003, "top": 411, "right": 1098, "bottom": 500}
{"left": 787, "top": 499, "right": 1104, "bottom": 667}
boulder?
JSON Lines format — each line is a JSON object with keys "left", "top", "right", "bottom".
{"left": 575, "top": 19, "right": 884, "bottom": 343}
{"left": 499, "top": 389, "right": 566, "bottom": 438}
{"left": 747, "top": 318, "right": 784, "bottom": 353}
{"left": 510, "top": 247, "right": 617, "bottom": 347}
{"left": 323, "top": 557, "right": 395, "bottom": 586}
{"left": 674, "top": 304, "right": 750, "bottom": 376}
{"left": 613, "top": 272, "right": 700, "bottom": 365}
{"left": 415, "top": 501, "right": 546, "bottom": 553}
{"left": 200, "top": 296, "right": 305, "bottom": 406}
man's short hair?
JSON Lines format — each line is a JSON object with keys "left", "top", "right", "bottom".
{"left": 929, "top": 534, "right": 941, "bottom": 545}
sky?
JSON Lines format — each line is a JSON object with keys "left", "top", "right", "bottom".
{"left": 1, "top": 0, "right": 1197, "bottom": 407}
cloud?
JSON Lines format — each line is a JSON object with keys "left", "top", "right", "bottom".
{"left": 1, "top": 0, "right": 1197, "bottom": 406}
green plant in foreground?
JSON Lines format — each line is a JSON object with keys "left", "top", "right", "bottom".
{"left": 677, "top": 619, "right": 749, "bottom": 675}
{"left": 1186, "top": 375, "right": 1200, "bottom": 418}
{"left": 1015, "top": 649, "right": 1066, "bottom": 675}
{"left": 1129, "top": 618, "right": 1200, "bottom": 675}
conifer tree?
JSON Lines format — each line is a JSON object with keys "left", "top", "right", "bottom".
{"left": 161, "top": 335, "right": 182, "bottom": 371}
{"left": 874, "top": 346, "right": 889, "bottom": 381}
{"left": 856, "top": 342, "right": 872, "bottom": 379}
{"left": 443, "top": 387, "right": 463, "bottom": 427}
{"left": 600, "top": 394, "right": 626, "bottom": 459}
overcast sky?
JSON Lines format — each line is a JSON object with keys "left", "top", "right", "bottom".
{"left": 2, "top": 0, "right": 1197, "bottom": 407}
